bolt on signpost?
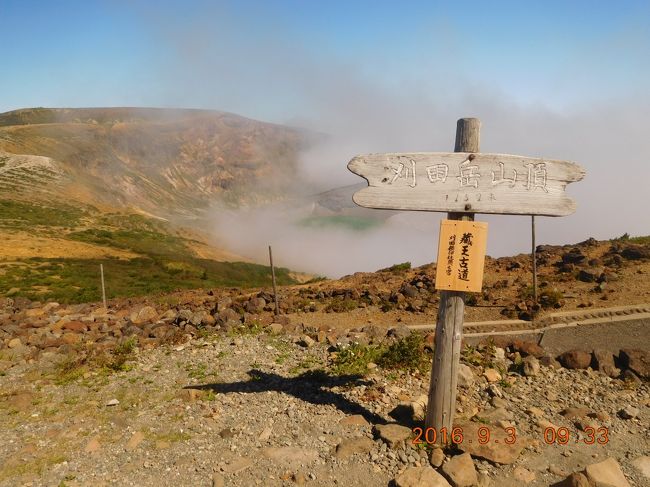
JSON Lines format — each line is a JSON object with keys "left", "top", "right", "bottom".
{"left": 348, "top": 118, "right": 585, "bottom": 443}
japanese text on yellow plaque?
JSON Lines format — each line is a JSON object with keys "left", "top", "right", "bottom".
{"left": 435, "top": 220, "right": 488, "bottom": 292}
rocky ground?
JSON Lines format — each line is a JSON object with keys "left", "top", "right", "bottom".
{"left": 1, "top": 236, "right": 649, "bottom": 486}
{"left": 1, "top": 306, "right": 649, "bottom": 487}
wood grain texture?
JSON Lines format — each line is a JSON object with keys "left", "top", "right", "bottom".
{"left": 426, "top": 290, "right": 465, "bottom": 434}
{"left": 425, "top": 118, "right": 480, "bottom": 440}
{"left": 348, "top": 152, "right": 585, "bottom": 216}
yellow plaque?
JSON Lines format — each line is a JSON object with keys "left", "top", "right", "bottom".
{"left": 435, "top": 220, "right": 488, "bottom": 292}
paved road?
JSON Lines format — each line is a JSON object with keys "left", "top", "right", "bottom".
{"left": 538, "top": 317, "right": 650, "bottom": 355}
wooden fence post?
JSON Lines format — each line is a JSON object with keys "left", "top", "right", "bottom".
{"left": 269, "top": 246, "right": 279, "bottom": 316}
{"left": 532, "top": 215, "right": 538, "bottom": 304}
{"left": 425, "top": 118, "right": 480, "bottom": 439}
{"left": 100, "top": 263, "right": 107, "bottom": 309}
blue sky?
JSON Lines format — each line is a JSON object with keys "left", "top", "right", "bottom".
{"left": 1, "top": 0, "right": 648, "bottom": 121}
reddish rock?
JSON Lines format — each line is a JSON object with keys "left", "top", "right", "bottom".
{"left": 619, "top": 349, "right": 649, "bottom": 379}
{"left": 540, "top": 355, "right": 562, "bottom": 368}
{"left": 592, "top": 349, "right": 619, "bottom": 377}
{"left": 63, "top": 321, "right": 87, "bottom": 332}
{"left": 512, "top": 340, "right": 546, "bottom": 358}
{"left": 561, "top": 407, "right": 590, "bottom": 419}
{"left": 334, "top": 437, "right": 375, "bottom": 458}
{"left": 441, "top": 452, "right": 477, "bottom": 486}
{"left": 130, "top": 306, "right": 158, "bottom": 325}
{"left": 61, "top": 333, "right": 81, "bottom": 345}
{"left": 456, "top": 422, "right": 525, "bottom": 464}
{"left": 584, "top": 457, "right": 631, "bottom": 487}
{"left": 551, "top": 472, "right": 591, "bottom": 487}
{"left": 395, "top": 467, "right": 451, "bottom": 487}
{"left": 558, "top": 350, "right": 592, "bottom": 369}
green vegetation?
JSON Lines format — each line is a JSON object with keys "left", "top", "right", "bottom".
{"left": 379, "top": 262, "right": 412, "bottom": 273}
{"left": 519, "top": 285, "right": 564, "bottom": 309}
{"left": 330, "top": 333, "right": 431, "bottom": 376}
{"left": 377, "top": 333, "right": 430, "bottom": 372}
{"left": 324, "top": 298, "right": 359, "bottom": 313}
{"left": 613, "top": 233, "right": 650, "bottom": 245}
{"left": 297, "top": 215, "right": 383, "bottom": 232}
{"left": 0, "top": 256, "right": 296, "bottom": 303}
{"left": 331, "top": 343, "right": 384, "bottom": 375}
{"left": 67, "top": 227, "right": 188, "bottom": 259}
{"left": 53, "top": 337, "right": 139, "bottom": 384}
{"left": 0, "top": 200, "right": 83, "bottom": 229}
{"left": 0, "top": 203, "right": 298, "bottom": 303}
{"left": 461, "top": 342, "right": 496, "bottom": 368}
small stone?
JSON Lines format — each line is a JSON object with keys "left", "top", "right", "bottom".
{"left": 84, "top": 436, "right": 101, "bottom": 453}
{"left": 211, "top": 472, "right": 225, "bottom": 487}
{"left": 299, "top": 335, "right": 316, "bottom": 348}
{"left": 513, "top": 466, "right": 536, "bottom": 483}
{"left": 374, "top": 423, "right": 412, "bottom": 449}
{"left": 335, "top": 437, "right": 375, "bottom": 459}
{"left": 394, "top": 466, "right": 451, "bottom": 487}
{"left": 522, "top": 356, "right": 540, "bottom": 376}
{"left": 429, "top": 447, "right": 445, "bottom": 467}
{"left": 223, "top": 457, "right": 253, "bottom": 474}
{"left": 292, "top": 471, "right": 307, "bottom": 485}
{"left": 219, "top": 428, "right": 236, "bottom": 439}
{"left": 560, "top": 407, "right": 590, "bottom": 419}
{"left": 126, "top": 431, "right": 145, "bottom": 451}
{"left": 457, "top": 364, "right": 475, "bottom": 388}
{"left": 552, "top": 472, "right": 590, "bottom": 487}
{"left": 339, "top": 415, "right": 370, "bottom": 428}
{"left": 267, "top": 323, "right": 284, "bottom": 334}
{"left": 261, "top": 447, "right": 319, "bottom": 465}
{"left": 441, "top": 452, "right": 478, "bottom": 487}
{"left": 106, "top": 398, "right": 119, "bottom": 407}
{"left": 618, "top": 406, "right": 639, "bottom": 419}
{"left": 548, "top": 464, "right": 570, "bottom": 477}
{"left": 8, "top": 338, "right": 22, "bottom": 348}
{"left": 483, "top": 368, "right": 501, "bottom": 382}
{"left": 259, "top": 426, "right": 273, "bottom": 441}
{"left": 180, "top": 388, "right": 205, "bottom": 402}
{"left": 630, "top": 456, "right": 650, "bottom": 479}
{"left": 584, "top": 457, "right": 631, "bottom": 487}
{"left": 526, "top": 406, "right": 544, "bottom": 418}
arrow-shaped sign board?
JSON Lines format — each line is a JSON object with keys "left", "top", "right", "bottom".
{"left": 348, "top": 152, "right": 585, "bottom": 216}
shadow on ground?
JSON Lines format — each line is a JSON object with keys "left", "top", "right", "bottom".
{"left": 188, "top": 369, "right": 387, "bottom": 425}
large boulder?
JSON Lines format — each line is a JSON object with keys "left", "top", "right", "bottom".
{"left": 619, "top": 349, "right": 649, "bottom": 379}
{"left": 456, "top": 422, "right": 525, "bottom": 464}
{"left": 373, "top": 423, "right": 412, "bottom": 449}
{"left": 592, "top": 349, "right": 619, "bottom": 377}
{"left": 558, "top": 350, "right": 592, "bottom": 369}
{"left": 584, "top": 457, "right": 631, "bottom": 487}
{"left": 441, "top": 453, "right": 478, "bottom": 487}
{"left": 130, "top": 306, "right": 158, "bottom": 325}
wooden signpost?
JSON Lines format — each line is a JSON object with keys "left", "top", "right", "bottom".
{"left": 347, "top": 118, "right": 585, "bottom": 440}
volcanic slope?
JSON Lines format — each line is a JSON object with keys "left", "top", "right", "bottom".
{"left": 0, "top": 107, "right": 309, "bottom": 302}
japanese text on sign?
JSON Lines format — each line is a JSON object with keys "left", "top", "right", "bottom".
{"left": 388, "top": 156, "right": 549, "bottom": 193}
{"left": 435, "top": 220, "right": 488, "bottom": 293}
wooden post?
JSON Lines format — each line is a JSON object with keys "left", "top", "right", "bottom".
{"left": 269, "top": 246, "right": 279, "bottom": 316}
{"left": 425, "top": 118, "right": 480, "bottom": 439}
{"left": 100, "top": 263, "right": 107, "bottom": 309}
{"left": 532, "top": 215, "right": 538, "bottom": 304}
